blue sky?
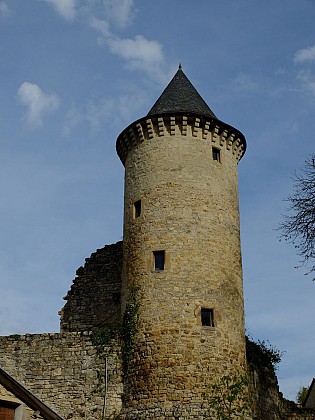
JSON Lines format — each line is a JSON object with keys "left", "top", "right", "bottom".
{"left": 0, "top": 0, "right": 314, "bottom": 401}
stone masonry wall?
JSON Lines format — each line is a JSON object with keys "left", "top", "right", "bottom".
{"left": 119, "top": 114, "right": 247, "bottom": 418}
{"left": 0, "top": 333, "right": 123, "bottom": 419}
{"left": 248, "top": 366, "right": 315, "bottom": 420}
{"left": 247, "top": 338, "right": 315, "bottom": 420}
{"left": 60, "top": 242, "right": 123, "bottom": 332}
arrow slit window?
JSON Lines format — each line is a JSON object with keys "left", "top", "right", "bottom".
{"left": 133, "top": 200, "right": 142, "bottom": 218}
{"left": 212, "top": 147, "right": 221, "bottom": 162}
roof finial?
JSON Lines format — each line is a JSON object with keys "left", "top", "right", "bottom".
{"left": 178, "top": 63, "right": 182, "bottom": 70}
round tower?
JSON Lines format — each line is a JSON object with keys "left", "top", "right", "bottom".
{"left": 116, "top": 67, "right": 247, "bottom": 418}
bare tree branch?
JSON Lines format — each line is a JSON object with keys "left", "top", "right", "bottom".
{"left": 279, "top": 154, "right": 315, "bottom": 279}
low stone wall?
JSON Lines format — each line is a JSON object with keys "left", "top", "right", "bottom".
{"left": 1, "top": 331, "right": 314, "bottom": 419}
{"left": 0, "top": 332, "right": 123, "bottom": 419}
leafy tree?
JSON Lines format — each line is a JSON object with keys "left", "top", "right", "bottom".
{"left": 296, "top": 386, "right": 309, "bottom": 405}
{"left": 279, "top": 154, "right": 315, "bottom": 279}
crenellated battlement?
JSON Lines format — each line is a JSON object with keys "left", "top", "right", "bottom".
{"left": 116, "top": 113, "right": 246, "bottom": 165}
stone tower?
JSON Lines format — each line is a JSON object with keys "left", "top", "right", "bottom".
{"left": 116, "top": 66, "right": 247, "bottom": 418}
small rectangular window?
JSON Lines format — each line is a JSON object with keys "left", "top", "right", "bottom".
{"left": 201, "top": 308, "right": 214, "bottom": 327}
{"left": 133, "top": 200, "right": 141, "bottom": 218}
{"left": 153, "top": 250, "right": 165, "bottom": 271}
{"left": 212, "top": 147, "right": 221, "bottom": 162}
{"left": 112, "top": 292, "right": 121, "bottom": 304}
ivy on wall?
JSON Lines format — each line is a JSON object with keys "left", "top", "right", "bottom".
{"left": 121, "top": 284, "right": 140, "bottom": 376}
{"left": 91, "top": 283, "right": 140, "bottom": 378}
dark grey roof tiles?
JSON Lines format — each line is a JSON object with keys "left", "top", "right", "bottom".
{"left": 147, "top": 67, "right": 217, "bottom": 119}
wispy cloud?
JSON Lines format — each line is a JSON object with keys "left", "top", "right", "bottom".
{"left": 293, "top": 45, "right": 315, "bottom": 97}
{"left": 294, "top": 45, "right": 315, "bottom": 63}
{"left": 41, "top": 0, "right": 134, "bottom": 25}
{"left": 17, "top": 82, "right": 60, "bottom": 127}
{"left": 233, "top": 73, "right": 257, "bottom": 93}
{"left": 41, "top": 0, "right": 76, "bottom": 21}
{"left": 63, "top": 91, "right": 149, "bottom": 136}
{"left": 296, "top": 70, "right": 315, "bottom": 96}
{"left": 90, "top": 17, "right": 169, "bottom": 83}
{"left": 0, "top": 1, "right": 10, "bottom": 17}
{"left": 90, "top": 16, "right": 111, "bottom": 37}
{"left": 102, "top": 0, "right": 135, "bottom": 28}
{"left": 39, "top": 0, "right": 171, "bottom": 83}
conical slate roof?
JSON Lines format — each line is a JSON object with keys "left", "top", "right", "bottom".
{"left": 147, "top": 66, "right": 217, "bottom": 119}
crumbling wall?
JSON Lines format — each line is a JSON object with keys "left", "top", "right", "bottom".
{"left": 0, "top": 332, "right": 123, "bottom": 419}
{"left": 247, "top": 338, "right": 315, "bottom": 420}
{"left": 60, "top": 241, "right": 123, "bottom": 332}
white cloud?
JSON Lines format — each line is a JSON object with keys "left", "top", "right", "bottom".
{"left": 41, "top": 0, "right": 76, "bottom": 21}
{"left": 90, "top": 17, "right": 169, "bottom": 82}
{"left": 90, "top": 16, "right": 111, "bottom": 38}
{"left": 39, "top": 0, "right": 170, "bottom": 83}
{"left": 294, "top": 45, "right": 315, "bottom": 63}
{"left": 63, "top": 99, "right": 116, "bottom": 137}
{"left": 102, "top": 0, "right": 134, "bottom": 28}
{"left": 233, "top": 73, "right": 257, "bottom": 93}
{"left": 17, "top": 82, "right": 60, "bottom": 127}
{"left": 293, "top": 46, "right": 315, "bottom": 98}
{"left": 296, "top": 70, "right": 315, "bottom": 97}
{"left": 0, "top": 1, "right": 10, "bottom": 17}
{"left": 107, "top": 34, "right": 166, "bottom": 81}
{"left": 108, "top": 35, "right": 163, "bottom": 65}
{"left": 63, "top": 91, "right": 149, "bottom": 136}
{"left": 41, "top": 1, "right": 169, "bottom": 83}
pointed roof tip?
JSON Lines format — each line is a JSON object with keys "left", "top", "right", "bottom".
{"left": 147, "top": 67, "right": 217, "bottom": 119}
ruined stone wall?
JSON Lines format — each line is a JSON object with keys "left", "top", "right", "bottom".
{"left": 248, "top": 367, "right": 315, "bottom": 420}
{"left": 247, "top": 338, "right": 315, "bottom": 420}
{"left": 60, "top": 242, "right": 123, "bottom": 332}
{"left": 0, "top": 333, "right": 123, "bottom": 419}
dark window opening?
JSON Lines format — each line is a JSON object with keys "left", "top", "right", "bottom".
{"left": 154, "top": 250, "right": 165, "bottom": 271}
{"left": 212, "top": 147, "right": 221, "bottom": 162}
{"left": 112, "top": 292, "right": 121, "bottom": 304}
{"left": 133, "top": 200, "right": 142, "bottom": 218}
{"left": 201, "top": 308, "right": 214, "bottom": 327}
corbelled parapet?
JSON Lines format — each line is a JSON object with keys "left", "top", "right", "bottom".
{"left": 116, "top": 112, "right": 246, "bottom": 165}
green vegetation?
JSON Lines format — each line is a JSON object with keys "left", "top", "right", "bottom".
{"left": 91, "top": 283, "right": 140, "bottom": 377}
{"left": 203, "top": 373, "right": 251, "bottom": 419}
{"left": 8, "top": 334, "right": 21, "bottom": 340}
{"left": 296, "top": 386, "right": 309, "bottom": 405}
{"left": 91, "top": 325, "right": 120, "bottom": 358}
{"left": 90, "top": 284, "right": 140, "bottom": 420}
{"left": 203, "top": 337, "right": 284, "bottom": 419}
{"left": 246, "top": 336, "right": 283, "bottom": 372}
{"left": 121, "top": 284, "right": 140, "bottom": 376}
